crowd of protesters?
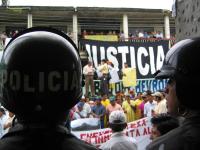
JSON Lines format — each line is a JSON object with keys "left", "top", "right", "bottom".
{"left": 69, "top": 88, "right": 168, "bottom": 129}
{"left": 71, "top": 57, "right": 169, "bottom": 130}
{"left": 1, "top": 88, "right": 168, "bottom": 135}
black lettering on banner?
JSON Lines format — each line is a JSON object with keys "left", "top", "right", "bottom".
{"left": 80, "top": 39, "right": 169, "bottom": 79}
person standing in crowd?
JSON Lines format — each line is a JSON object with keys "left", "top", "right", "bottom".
{"left": 83, "top": 60, "right": 95, "bottom": 97}
{"left": 122, "top": 94, "right": 135, "bottom": 122}
{"left": 148, "top": 113, "right": 179, "bottom": 142}
{"left": 108, "top": 62, "right": 120, "bottom": 95}
{"left": 88, "top": 99, "right": 95, "bottom": 108}
{"left": 116, "top": 95, "right": 123, "bottom": 106}
{"left": 115, "top": 91, "right": 124, "bottom": 105}
{"left": 152, "top": 91, "right": 167, "bottom": 116}
{"left": 97, "top": 59, "right": 109, "bottom": 96}
{"left": 121, "top": 63, "right": 137, "bottom": 94}
{"left": 74, "top": 102, "right": 88, "bottom": 119}
{"left": 147, "top": 38, "right": 200, "bottom": 150}
{"left": 91, "top": 96, "right": 106, "bottom": 129}
{"left": 101, "top": 94, "right": 110, "bottom": 128}
{"left": 106, "top": 96, "right": 123, "bottom": 126}
{"left": 155, "top": 31, "right": 163, "bottom": 39}
{"left": 0, "top": 27, "right": 98, "bottom": 150}
{"left": 101, "top": 94, "right": 110, "bottom": 108}
{"left": 74, "top": 96, "right": 92, "bottom": 119}
{"left": 133, "top": 92, "right": 143, "bottom": 120}
{"left": 81, "top": 96, "right": 92, "bottom": 118}
{"left": 138, "top": 92, "right": 149, "bottom": 118}
{"left": 143, "top": 90, "right": 157, "bottom": 118}
{"left": 100, "top": 110, "right": 137, "bottom": 150}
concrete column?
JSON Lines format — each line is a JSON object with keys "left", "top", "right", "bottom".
{"left": 27, "top": 13, "right": 33, "bottom": 28}
{"left": 123, "top": 14, "right": 129, "bottom": 41}
{"left": 73, "top": 14, "right": 78, "bottom": 46}
{"left": 164, "top": 14, "right": 170, "bottom": 39}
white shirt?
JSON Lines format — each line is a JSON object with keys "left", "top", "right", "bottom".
{"left": 138, "top": 32, "right": 144, "bottom": 38}
{"left": 74, "top": 103, "right": 92, "bottom": 119}
{"left": 83, "top": 65, "right": 95, "bottom": 75}
{"left": 100, "top": 131, "right": 137, "bottom": 150}
{"left": 144, "top": 100, "right": 157, "bottom": 117}
{"left": 155, "top": 33, "right": 163, "bottom": 38}
{"left": 108, "top": 65, "right": 119, "bottom": 84}
{"left": 154, "top": 99, "right": 167, "bottom": 114}
{"left": 83, "top": 103, "right": 92, "bottom": 114}
{"left": 0, "top": 114, "right": 8, "bottom": 138}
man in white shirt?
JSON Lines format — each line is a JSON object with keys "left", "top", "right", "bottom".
{"left": 74, "top": 102, "right": 88, "bottom": 119}
{"left": 83, "top": 61, "right": 95, "bottom": 97}
{"left": 152, "top": 91, "right": 167, "bottom": 115}
{"left": 144, "top": 91, "right": 157, "bottom": 118}
{"left": 74, "top": 96, "right": 92, "bottom": 119}
{"left": 100, "top": 110, "right": 137, "bottom": 150}
{"left": 108, "top": 62, "right": 119, "bottom": 95}
{"left": 155, "top": 31, "right": 163, "bottom": 39}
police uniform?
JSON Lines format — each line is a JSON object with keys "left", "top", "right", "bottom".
{"left": 0, "top": 27, "right": 98, "bottom": 150}
{"left": 147, "top": 38, "right": 200, "bottom": 150}
{"left": 0, "top": 123, "right": 97, "bottom": 150}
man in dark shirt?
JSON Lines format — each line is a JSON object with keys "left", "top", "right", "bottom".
{"left": 91, "top": 96, "right": 106, "bottom": 128}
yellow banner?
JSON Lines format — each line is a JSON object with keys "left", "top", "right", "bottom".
{"left": 122, "top": 68, "right": 137, "bottom": 87}
{"left": 84, "top": 35, "right": 118, "bottom": 41}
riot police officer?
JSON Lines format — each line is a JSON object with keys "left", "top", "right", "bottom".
{"left": 146, "top": 38, "right": 200, "bottom": 150}
{"left": 0, "top": 27, "right": 98, "bottom": 150}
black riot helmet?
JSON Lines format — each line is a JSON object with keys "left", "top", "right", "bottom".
{"left": 155, "top": 37, "right": 200, "bottom": 110}
{"left": 0, "top": 27, "right": 83, "bottom": 122}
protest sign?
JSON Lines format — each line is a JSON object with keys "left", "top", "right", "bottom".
{"left": 72, "top": 117, "right": 152, "bottom": 150}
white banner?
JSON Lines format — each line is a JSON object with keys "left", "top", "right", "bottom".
{"left": 72, "top": 117, "right": 152, "bottom": 150}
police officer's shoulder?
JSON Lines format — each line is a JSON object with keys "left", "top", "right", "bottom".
{"left": 146, "top": 126, "right": 183, "bottom": 150}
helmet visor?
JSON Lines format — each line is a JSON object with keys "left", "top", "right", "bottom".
{"left": 154, "top": 65, "right": 176, "bottom": 79}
